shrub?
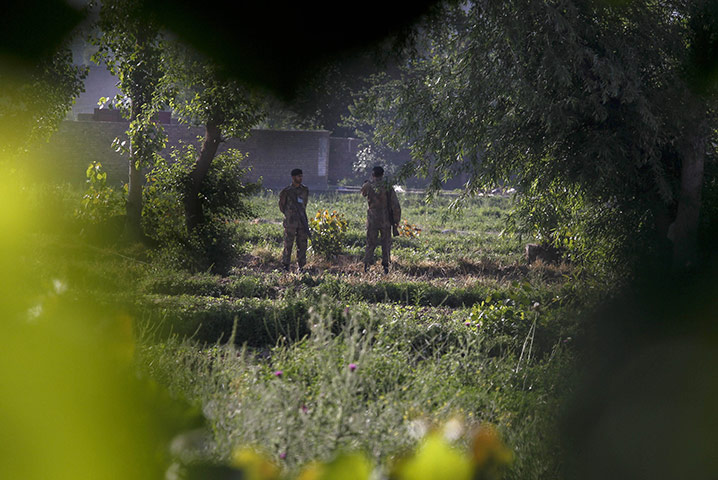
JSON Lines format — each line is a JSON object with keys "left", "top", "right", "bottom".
{"left": 72, "top": 162, "right": 126, "bottom": 244}
{"left": 73, "top": 161, "right": 126, "bottom": 244}
{"left": 142, "top": 144, "right": 260, "bottom": 274}
{"left": 141, "top": 270, "right": 225, "bottom": 297}
{"left": 468, "top": 298, "right": 528, "bottom": 353}
{"left": 74, "top": 161, "right": 125, "bottom": 224}
{"left": 506, "top": 178, "right": 660, "bottom": 278}
{"left": 309, "top": 209, "right": 348, "bottom": 258}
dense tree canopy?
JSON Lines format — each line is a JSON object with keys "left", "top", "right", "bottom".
{"left": 348, "top": 0, "right": 718, "bottom": 273}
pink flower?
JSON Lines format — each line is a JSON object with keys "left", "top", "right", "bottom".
{"left": 274, "top": 370, "right": 283, "bottom": 377}
{"left": 279, "top": 452, "right": 287, "bottom": 459}
{"left": 465, "top": 321, "right": 472, "bottom": 326}
{"left": 348, "top": 363, "right": 357, "bottom": 372}
{"left": 301, "top": 405, "right": 309, "bottom": 414}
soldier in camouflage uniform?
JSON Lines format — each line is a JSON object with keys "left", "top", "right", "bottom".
{"left": 361, "top": 166, "right": 401, "bottom": 274}
{"left": 279, "top": 168, "right": 310, "bottom": 272}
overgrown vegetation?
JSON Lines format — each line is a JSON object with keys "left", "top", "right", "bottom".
{"left": 143, "top": 145, "right": 260, "bottom": 274}
{"left": 347, "top": 0, "right": 718, "bottom": 272}
{"left": 19, "top": 185, "right": 589, "bottom": 479}
{"left": 309, "top": 209, "right": 349, "bottom": 259}
{"left": 6, "top": 1, "right": 718, "bottom": 479}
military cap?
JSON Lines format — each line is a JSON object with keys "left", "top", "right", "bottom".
{"left": 372, "top": 166, "right": 384, "bottom": 176}
{"left": 291, "top": 168, "right": 303, "bottom": 176}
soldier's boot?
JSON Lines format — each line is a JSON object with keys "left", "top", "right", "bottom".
{"left": 383, "top": 264, "right": 389, "bottom": 274}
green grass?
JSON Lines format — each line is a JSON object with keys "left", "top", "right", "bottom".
{"left": 17, "top": 187, "right": 587, "bottom": 480}
{"left": 239, "top": 191, "right": 528, "bottom": 269}
{"left": 128, "top": 191, "right": 580, "bottom": 478}
{"left": 137, "top": 301, "right": 574, "bottom": 479}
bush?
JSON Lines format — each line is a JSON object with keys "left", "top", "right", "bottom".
{"left": 74, "top": 161, "right": 126, "bottom": 243}
{"left": 309, "top": 209, "right": 348, "bottom": 258}
{"left": 142, "top": 144, "right": 260, "bottom": 274}
{"left": 506, "top": 178, "right": 662, "bottom": 278}
{"left": 75, "top": 161, "right": 125, "bottom": 224}
{"left": 136, "top": 295, "right": 312, "bottom": 346}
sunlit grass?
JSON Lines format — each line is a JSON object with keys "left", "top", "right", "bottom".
{"left": 2, "top": 182, "right": 577, "bottom": 479}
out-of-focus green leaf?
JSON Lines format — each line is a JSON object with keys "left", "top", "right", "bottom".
{"left": 392, "top": 433, "right": 472, "bottom": 480}
{"left": 298, "top": 452, "right": 373, "bottom": 480}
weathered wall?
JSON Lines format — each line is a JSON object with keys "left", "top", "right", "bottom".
{"left": 233, "top": 129, "right": 330, "bottom": 190}
{"left": 329, "top": 137, "right": 363, "bottom": 184}
{"left": 29, "top": 120, "right": 468, "bottom": 190}
{"left": 29, "top": 121, "right": 331, "bottom": 190}
{"left": 29, "top": 120, "right": 130, "bottom": 187}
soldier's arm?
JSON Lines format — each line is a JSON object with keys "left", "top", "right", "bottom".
{"left": 360, "top": 182, "right": 369, "bottom": 198}
{"left": 278, "top": 190, "right": 287, "bottom": 214}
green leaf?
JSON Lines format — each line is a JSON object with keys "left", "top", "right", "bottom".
{"left": 302, "top": 452, "right": 373, "bottom": 480}
{"left": 393, "top": 433, "right": 472, "bottom": 480}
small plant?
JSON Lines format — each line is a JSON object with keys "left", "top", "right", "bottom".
{"left": 398, "top": 219, "right": 422, "bottom": 238}
{"left": 309, "top": 209, "right": 348, "bottom": 258}
{"left": 467, "top": 297, "right": 527, "bottom": 352}
{"left": 74, "top": 161, "right": 124, "bottom": 224}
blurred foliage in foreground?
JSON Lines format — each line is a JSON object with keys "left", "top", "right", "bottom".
{"left": 169, "top": 421, "right": 512, "bottom": 480}
{"left": 0, "top": 170, "right": 198, "bottom": 479}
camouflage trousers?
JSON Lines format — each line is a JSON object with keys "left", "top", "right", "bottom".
{"left": 364, "top": 224, "right": 392, "bottom": 266}
{"left": 282, "top": 226, "right": 308, "bottom": 267}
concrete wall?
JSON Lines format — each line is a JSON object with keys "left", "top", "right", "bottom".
{"left": 29, "top": 120, "right": 468, "bottom": 191}
{"left": 329, "top": 137, "right": 363, "bottom": 184}
{"left": 230, "top": 129, "right": 330, "bottom": 190}
{"left": 29, "top": 120, "right": 130, "bottom": 187}
{"left": 29, "top": 121, "right": 331, "bottom": 190}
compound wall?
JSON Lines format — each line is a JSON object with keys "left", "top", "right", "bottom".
{"left": 29, "top": 120, "right": 468, "bottom": 191}
{"left": 29, "top": 121, "right": 331, "bottom": 190}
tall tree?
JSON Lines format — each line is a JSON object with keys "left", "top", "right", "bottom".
{"left": 348, "top": 0, "right": 718, "bottom": 272}
{"left": 162, "top": 46, "right": 264, "bottom": 231}
{"left": 91, "top": 0, "right": 166, "bottom": 242}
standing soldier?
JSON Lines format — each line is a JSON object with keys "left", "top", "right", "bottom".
{"left": 361, "top": 165, "right": 401, "bottom": 273}
{"left": 279, "top": 168, "right": 310, "bottom": 272}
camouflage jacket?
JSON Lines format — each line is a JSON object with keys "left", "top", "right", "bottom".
{"left": 361, "top": 178, "right": 401, "bottom": 228}
{"left": 279, "top": 183, "right": 309, "bottom": 229}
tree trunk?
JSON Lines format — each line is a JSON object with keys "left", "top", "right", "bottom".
{"left": 124, "top": 154, "right": 145, "bottom": 242}
{"left": 184, "top": 118, "right": 222, "bottom": 231}
{"left": 123, "top": 101, "right": 145, "bottom": 243}
{"left": 671, "top": 130, "right": 706, "bottom": 270}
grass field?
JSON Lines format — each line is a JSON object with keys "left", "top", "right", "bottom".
{"left": 12, "top": 186, "right": 593, "bottom": 479}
